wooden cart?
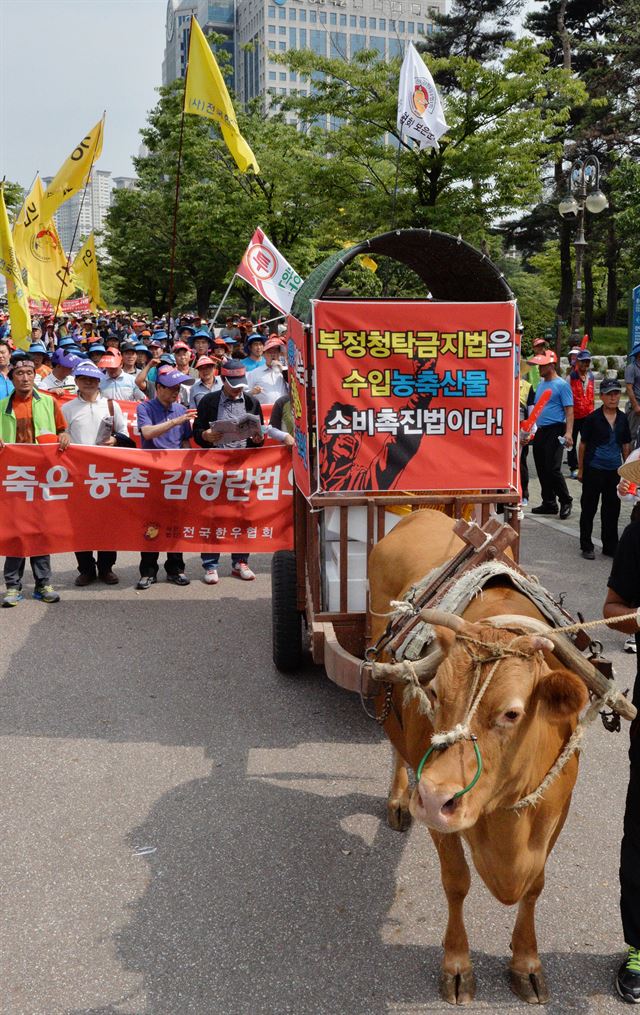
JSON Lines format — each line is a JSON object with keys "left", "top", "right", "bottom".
{"left": 270, "top": 228, "right": 523, "bottom": 690}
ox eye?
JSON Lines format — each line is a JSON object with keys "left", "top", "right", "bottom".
{"left": 503, "top": 710, "right": 521, "bottom": 723}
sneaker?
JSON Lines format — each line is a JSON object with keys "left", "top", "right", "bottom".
{"left": 2, "top": 588, "right": 23, "bottom": 607}
{"left": 203, "top": 568, "right": 219, "bottom": 585}
{"left": 33, "top": 585, "right": 60, "bottom": 604}
{"left": 166, "top": 573, "right": 190, "bottom": 586}
{"left": 232, "top": 562, "right": 256, "bottom": 581}
{"left": 625, "top": 637, "right": 637, "bottom": 654}
{"left": 520, "top": 498, "right": 528, "bottom": 507}
{"left": 616, "top": 946, "right": 640, "bottom": 1003}
{"left": 136, "top": 576, "right": 157, "bottom": 590}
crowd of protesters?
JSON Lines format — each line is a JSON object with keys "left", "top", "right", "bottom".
{"left": 0, "top": 309, "right": 293, "bottom": 604}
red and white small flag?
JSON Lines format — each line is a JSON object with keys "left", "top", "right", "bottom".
{"left": 236, "top": 228, "right": 304, "bottom": 315}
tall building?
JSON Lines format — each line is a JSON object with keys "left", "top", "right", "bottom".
{"left": 163, "top": 0, "right": 235, "bottom": 87}
{"left": 162, "top": 0, "right": 445, "bottom": 110}
{"left": 42, "top": 171, "right": 137, "bottom": 256}
{"left": 237, "top": 0, "right": 444, "bottom": 107}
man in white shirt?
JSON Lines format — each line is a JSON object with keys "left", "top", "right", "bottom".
{"left": 62, "top": 360, "right": 126, "bottom": 586}
{"left": 99, "top": 349, "right": 146, "bottom": 401}
{"left": 248, "top": 337, "right": 287, "bottom": 405}
{"left": 38, "top": 349, "right": 81, "bottom": 395}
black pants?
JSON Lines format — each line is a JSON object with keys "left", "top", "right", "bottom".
{"left": 567, "top": 418, "right": 586, "bottom": 471}
{"left": 621, "top": 647, "right": 640, "bottom": 946}
{"left": 520, "top": 444, "right": 529, "bottom": 500}
{"left": 139, "top": 552, "right": 185, "bottom": 578}
{"left": 75, "top": 551, "right": 117, "bottom": 577}
{"left": 579, "top": 467, "right": 620, "bottom": 554}
{"left": 532, "top": 423, "right": 572, "bottom": 508}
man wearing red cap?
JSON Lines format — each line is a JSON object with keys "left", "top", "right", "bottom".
{"left": 528, "top": 350, "right": 574, "bottom": 518}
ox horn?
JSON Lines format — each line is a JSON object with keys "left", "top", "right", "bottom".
{"left": 488, "top": 615, "right": 636, "bottom": 722}
{"left": 418, "top": 608, "right": 479, "bottom": 635}
{"left": 369, "top": 645, "right": 443, "bottom": 685}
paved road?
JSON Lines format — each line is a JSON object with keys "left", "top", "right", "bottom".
{"left": 1, "top": 476, "right": 637, "bottom": 1014}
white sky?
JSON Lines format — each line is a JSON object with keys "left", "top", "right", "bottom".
{"left": 0, "top": 0, "right": 166, "bottom": 191}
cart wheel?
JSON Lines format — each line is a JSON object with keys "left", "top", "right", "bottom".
{"left": 271, "top": 550, "right": 303, "bottom": 673}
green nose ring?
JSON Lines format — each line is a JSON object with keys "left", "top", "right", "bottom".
{"left": 416, "top": 735, "right": 483, "bottom": 799}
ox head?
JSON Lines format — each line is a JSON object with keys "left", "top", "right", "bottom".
{"left": 409, "top": 611, "right": 589, "bottom": 834}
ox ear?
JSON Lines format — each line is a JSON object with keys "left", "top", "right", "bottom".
{"left": 432, "top": 625, "right": 457, "bottom": 657}
{"left": 535, "top": 668, "right": 589, "bottom": 721}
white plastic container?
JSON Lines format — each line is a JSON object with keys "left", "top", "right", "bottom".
{"left": 324, "top": 506, "right": 404, "bottom": 542}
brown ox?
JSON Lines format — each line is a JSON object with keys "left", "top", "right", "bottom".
{"left": 368, "top": 510, "right": 590, "bottom": 1005}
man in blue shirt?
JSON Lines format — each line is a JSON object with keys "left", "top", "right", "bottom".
{"left": 136, "top": 367, "right": 196, "bottom": 589}
{"left": 529, "top": 350, "right": 574, "bottom": 518}
{"left": 577, "top": 377, "right": 631, "bottom": 559}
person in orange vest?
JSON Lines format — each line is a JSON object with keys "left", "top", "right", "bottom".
{"left": 567, "top": 349, "right": 595, "bottom": 479}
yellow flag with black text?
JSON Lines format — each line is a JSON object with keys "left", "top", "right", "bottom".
{"left": 13, "top": 176, "right": 74, "bottom": 306}
{"left": 72, "top": 232, "right": 105, "bottom": 312}
{"left": 40, "top": 116, "right": 105, "bottom": 222}
{"left": 0, "top": 183, "right": 31, "bottom": 350}
{"left": 184, "top": 18, "right": 259, "bottom": 174}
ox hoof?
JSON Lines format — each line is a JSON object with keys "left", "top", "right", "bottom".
{"left": 509, "top": 969, "right": 550, "bottom": 1005}
{"left": 387, "top": 800, "right": 412, "bottom": 832}
{"left": 439, "top": 970, "right": 476, "bottom": 1005}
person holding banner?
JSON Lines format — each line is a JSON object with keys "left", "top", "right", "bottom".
{"left": 0, "top": 359, "right": 69, "bottom": 606}
{"left": 62, "top": 360, "right": 127, "bottom": 586}
{"left": 136, "top": 367, "right": 197, "bottom": 590}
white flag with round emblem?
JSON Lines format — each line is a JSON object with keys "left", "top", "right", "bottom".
{"left": 397, "top": 41, "right": 448, "bottom": 150}
{"left": 235, "top": 227, "right": 304, "bottom": 315}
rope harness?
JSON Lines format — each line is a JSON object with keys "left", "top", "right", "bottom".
{"left": 382, "top": 629, "right": 626, "bottom": 811}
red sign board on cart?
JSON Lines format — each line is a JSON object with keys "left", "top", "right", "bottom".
{"left": 286, "top": 315, "right": 312, "bottom": 498}
{"left": 311, "top": 300, "right": 519, "bottom": 494}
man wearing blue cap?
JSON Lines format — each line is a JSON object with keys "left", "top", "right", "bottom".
{"left": 242, "top": 335, "right": 266, "bottom": 373}
{"left": 191, "top": 328, "right": 213, "bottom": 360}
{"left": 38, "top": 349, "right": 80, "bottom": 395}
{"left": 63, "top": 361, "right": 127, "bottom": 585}
{"left": 136, "top": 367, "right": 196, "bottom": 590}
{"left": 625, "top": 344, "right": 640, "bottom": 445}
{"left": 567, "top": 349, "right": 595, "bottom": 478}
{"left": 28, "top": 341, "right": 52, "bottom": 383}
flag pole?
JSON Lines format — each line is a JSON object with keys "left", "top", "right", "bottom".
{"left": 52, "top": 111, "right": 105, "bottom": 329}
{"left": 211, "top": 274, "right": 236, "bottom": 325}
{"left": 391, "top": 131, "right": 402, "bottom": 229}
{"left": 166, "top": 17, "right": 193, "bottom": 340}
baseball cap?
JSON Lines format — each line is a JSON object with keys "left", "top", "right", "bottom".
{"left": 51, "top": 349, "right": 81, "bottom": 368}
{"left": 159, "top": 352, "right": 176, "bottom": 367}
{"left": 172, "top": 341, "right": 191, "bottom": 352}
{"left": 527, "top": 351, "right": 557, "bottom": 366}
{"left": 264, "top": 337, "right": 285, "bottom": 352}
{"left": 246, "top": 333, "right": 264, "bottom": 345}
{"left": 120, "top": 340, "right": 137, "bottom": 352}
{"left": 73, "top": 360, "right": 104, "bottom": 380}
{"left": 576, "top": 349, "right": 592, "bottom": 361}
{"left": 220, "top": 359, "right": 248, "bottom": 389}
{"left": 134, "top": 342, "right": 152, "bottom": 354}
{"left": 213, "top": 336, "right": 229, "bottom": 347}
{"left": 156, "top": 367, "right": 194, "bottom": 388}
{"left": 600, "top": 377, "right": 622, "bottom": 394}
{"left": 195, "top": 355, "right": 215, "bottom": 369}
{"left": 88, "top": 343, "right": 107, "bottom": 355}
{"left": 178, "top": 324, "right": 196, "bottom": 336}
{"left": 98, "top": 351, "right": 123, "bottom": 369}
{"left": 532, "top": 337, "right": 547, "bottom": 348}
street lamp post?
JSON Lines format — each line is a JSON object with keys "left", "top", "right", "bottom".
{"left": 558, "top": 155, "right": 609, "bottom": 338}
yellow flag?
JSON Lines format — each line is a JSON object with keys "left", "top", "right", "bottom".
{"left": 72, "top": 232, "right": 105, "bottom": 312}
{"left": 40, "top": 116, "right": 105, "bottom": 222}
{"left": 0, "top": 183, "right": 32, "bottom": 350}
{"left": 13, "top": 176, "right": 74, "bottom": 306}
{"left": 184, "top": 18, "right": 259, "bottom": 174}
{"left": 360, "top": 255, "right": 378, "bottom": 273}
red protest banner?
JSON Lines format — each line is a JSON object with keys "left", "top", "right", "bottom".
{"left": 312, "top": 300, "right": 519, "bottom": 494}
{"left": 0, "top": 444, "right": 294, "bottom": 557}
{"left": 286, "top": 316, "right": 311, "bottom": 498}
{"left": 28, "top": 296, "right": 93, "bottom": 315}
